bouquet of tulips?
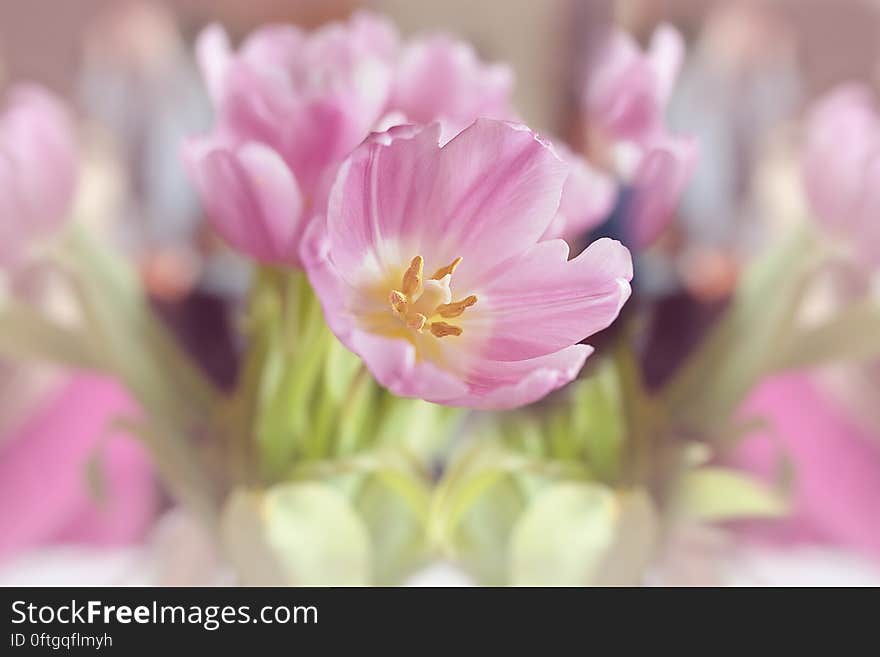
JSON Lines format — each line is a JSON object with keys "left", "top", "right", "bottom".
{"left": 1, "top": 10, "right": 878, "bottom": 586}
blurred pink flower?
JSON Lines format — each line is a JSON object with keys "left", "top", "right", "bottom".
{"left": 626, "top": 135, "right": 699, "bottom": 249}
{"left": 0, "top": 84, "right": 78, "bottom": 268}
{"left": 301, "top": 120, "right": 632, "bottom": 409}
{"left": 184, "top": 140, "right": 306, "bottom": 264}
{"left": 575, "top": 24, "right": 697, "bottom": 250}
{"left": 803, "top": 83, "right": 880, "bottom": 266}
{"left": 582, "top": 23, "right": 684, "bottom": 146}
{"left": 186, "top": 11, "right": 398, "bottom": 264}
{"left": 731, "top": 372, "right": 880, "bottom": 562}
{"left": 389, "top": 34, "right": 515, "bottom": 142}
{"left": 187, "top": 13, "right": 538, "bottom": 266}
{"left": 0, "top": 374, "right": 157, "bottom": 562}
{"left": 542, "top": 144, "right": 617, "bottom": 243}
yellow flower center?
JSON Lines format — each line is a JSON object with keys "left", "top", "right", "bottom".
{"left": 387, "top": 255, "right": 477, "bottom": 338}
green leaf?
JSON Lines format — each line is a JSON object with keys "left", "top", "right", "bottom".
{"left": 222, "top": 483, "right": 372, "bottom": 586}
{"left": 509, "top": 482, "right": 618, "bottom": 586}
{"left": 354, "top": 473, "right": 430, "bottom": 585}
{"left": 323, "top": 336, "right": 363, "bottom": 403}
{"left": 450, "top": 475, "right": 526, "bottom": 585}
{"left": 333, "top": 375, "right": 380, "bottom": 456}
{"left": 374, "top": 394, "right": 458, "bottom": 464}
{"left": 437, "top": 466, "right": 508, "bottom": 542}
{"left": 569, "top": 360, "right": 626, "bottom": 481}
{"left": 220, "top": 489, "right": 288, "bottom": 586}
{"left": 262, "top": 482, "right": 371, "bottom": 586}
{"left": 674, "top": 466, "right": 788, "bottom": 522}
{"left": 771, "top": 300, "right": 880, "bottom": 371}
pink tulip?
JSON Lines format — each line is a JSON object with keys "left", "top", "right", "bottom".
{"left": 184, "top": 138, "right": 306, "bottom": 264}
{"left": 575, "top": 24, "right": 696, "bottom": 250}
{"left": 542, "top": 144, "right": 617, "bottom": 243}
{"left": 301, "top": 120, "right": 632, "bottom": 409}
{"left": 802, "top": 83, "right": 880, "bottom": 266}
{"left": 0, "top": 374, "right": 157, "bottom": 561}
{"left": 581, "top": 23, "right": 684, "bottom": 146}
{"left": 731, "top": 372, "right": 880, "bottom": 561}
{"left": 389, "top": 34, "right": 515, "bottom": 142}
{"left": 186, "top": 11, "right": 398, "bottom": 264}
{"left": 626, "top": 135, "right": 699, "bottom": 249}
{"left": 0, "top": 84, "right": 78, "bottom": 268}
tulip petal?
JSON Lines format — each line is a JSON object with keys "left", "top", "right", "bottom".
{"left": 476, "top": 238, "right": 632, "bottom": 361}
{"left": 626, "top": 135, "right": 698, "bottom": 249}
{"left": 648, "top": 24, "right": 685, "bottom": 107}
{"left": 802, "top": 83, "right": 880, "bottom": 265}
{"left": 0, "top": 85, "right": 77, "bottom": 268}
{"left": 391, "top": 34, "right": 514, "bottom": 128}
{"left": 543, "top": 148, "right": 617, "bottom": 241}
{"left": 195, "top": 23, "right": 233, "bottom": 107}
{"left": 185, "top": 139, "right": 304, "bottom": 264}
{"left": 350, "top": 329, "right": 470, "bottom": 404}
{"left": 0, "top": 85, "right": 77, "bottom": 233}
{"left": 465, "top": 345, "right": 594, "bottom": 410}
{"left": 326, "top": 123, "right": 442, "bottom": 281}
{"left": 0, "top": 374, "right": 156, "bottom": 560}
{"left": 327, "top": 120, "right": 568, "bottom": 286}
{"left": 733, "top": 373, "right": 880, "bottom": 560}
{"left": 582, "top": 24, "right": 684, "bottom": 146}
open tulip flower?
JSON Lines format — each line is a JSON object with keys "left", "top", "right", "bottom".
{"left": 302, "top": 119, "right": 633, "bottom": 409}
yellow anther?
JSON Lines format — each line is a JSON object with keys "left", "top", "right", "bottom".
{"left": 389, "top": 290, "right": 408, "bottom": 315}
{"left": 406, "top": 312, "right": 427, "bottom": 331}
{"left": 431, "top": 256, "right": 463, "bottom": 280}
{"left": 402, "top": 256, "right": 424, "bottom": 297}
{"left": 390, "top": 254, "right": 471, "bottom": 338}
{"left": 429, "top": 322, "right": 463, "bottom": 338}
{"left": 436, "top": 295, "right": 477, "bottom": 319}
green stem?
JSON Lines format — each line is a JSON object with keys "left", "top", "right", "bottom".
{"left": 57, "top": 224, "right": 226, "bottom": 527}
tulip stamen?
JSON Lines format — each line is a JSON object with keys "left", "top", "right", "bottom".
{"left": 402, "top": 255, "right": 424, "bottom": 297}
{"left": 436, "top": 295, "right": 477, "bottom": 319}
{"left": 406, "top": 312, "right": 428, "bottom": 331}
{"left": 389, "top": 290, "right": 408, "bottom": 315}
{"left": 429, "top": 322, "right": 463, "bottom": 338}
{"left": 431, "top": 256, "right": 463, "bottom": 280}
{"left": 388, "top": 255, "right": 475, "bottom": 338}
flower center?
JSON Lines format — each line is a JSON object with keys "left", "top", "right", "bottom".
{"left": 387, "top": 255, "right": 477, "bottom": 338}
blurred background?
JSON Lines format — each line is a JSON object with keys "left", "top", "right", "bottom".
{"left": 1, "top": 0, "right": 878, "bottom": 585}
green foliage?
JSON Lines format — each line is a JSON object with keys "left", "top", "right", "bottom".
{"left": 221, "top": 482, "right": 371, "bottom": 586}
{"left": 509, "top": 482, "right": 617, "bottom": 585}
{"left": 661, "top": 226, "right": 822, "bottom": 440}
{"left": 430, "top": 361, "right": 653, "bottom": 585}
{"left": 673, "top": 467, "right": 788, "bottom": 522}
